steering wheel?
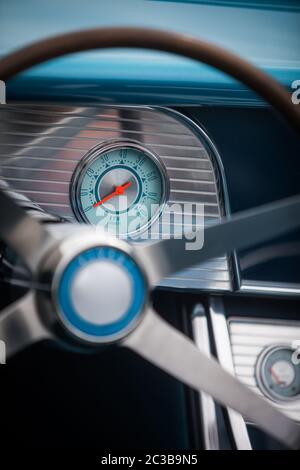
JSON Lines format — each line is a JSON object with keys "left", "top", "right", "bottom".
{"left": 1, "top": 27, "right": 300, "bottom": 449}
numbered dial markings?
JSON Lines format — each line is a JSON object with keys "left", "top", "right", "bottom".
{"left": 72, "top": 144, "right": 166, "bottom": 235}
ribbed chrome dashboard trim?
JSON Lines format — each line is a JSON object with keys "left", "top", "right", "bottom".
{"left": 240, "top": 281, "right": 300, "bottom": 297}
{"left": 0, "top": 104, "right": 232, "bottom": 292}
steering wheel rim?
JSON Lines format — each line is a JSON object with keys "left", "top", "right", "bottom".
{"left": 1, "top": 27, "right": 300, "bottom": 134}
{"left": 1, "top": 27, "right": 300, "bottom": 449}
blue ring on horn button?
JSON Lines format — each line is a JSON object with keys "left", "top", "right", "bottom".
{"left": 57, "top": 246, "right": 145, "bottom": 341}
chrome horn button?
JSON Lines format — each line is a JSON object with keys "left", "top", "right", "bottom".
{"left": 53, "top": 243, "right": 146, "bottom": 344}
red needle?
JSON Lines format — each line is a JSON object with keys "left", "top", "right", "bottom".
{"left": 270, "top": 368, "right": 282, "bottom": 385}
{"left": 93, "top": 181, "right": 131, "bottom": 208}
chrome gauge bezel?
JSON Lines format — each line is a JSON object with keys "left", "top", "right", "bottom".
{"left": 70, "top": 139, "right": 169, "bottom": 237}
{"left": 255, "top": 344, "right": 300, "bottom": 403}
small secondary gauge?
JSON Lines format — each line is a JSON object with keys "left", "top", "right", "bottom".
{"left": 71, "top": 140, "right": 168, "bottom": 236}
{"left": 256, "top": 345, "right": 300, "bottom": 402}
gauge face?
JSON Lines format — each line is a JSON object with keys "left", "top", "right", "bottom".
{"left": 256, "top": 346, "right": 300, "bottom": 401}
{"left": 71, "top": 141, "right": 167, "bottom": 236}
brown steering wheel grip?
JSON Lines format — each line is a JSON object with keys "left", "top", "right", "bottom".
{"left": 0, "top": 27, "right": 299, "bottom": 135}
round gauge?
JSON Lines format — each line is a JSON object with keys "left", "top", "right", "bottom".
{"left": 71, "top": 141, "right": 168, "bottom": 236}
{"left": 256, "top": 345, "right": 300, "bottom": 402}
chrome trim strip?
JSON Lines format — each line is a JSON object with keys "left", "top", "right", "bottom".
{"left": 240, "top": 281, "right": 300, "bottom": 297}
{"left": 209, "top": 297, "right": 252, "bottom": 450}
{"left": 192, "top": 304, "right": 220, "bottom": 450}
{"left": 160, "top": 107, "right": 239, "bottom": 289}
{"left": 0, "top": 104, "right": 232, "bottom": 292}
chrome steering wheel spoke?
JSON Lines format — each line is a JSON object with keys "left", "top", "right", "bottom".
{"left": 0, "top": 291, "right": 52, "bottom": 359}
{"left": 137, "top": 195, "right": 300, "bottom": 286}
{"left": 123, "top": 308, "right": 300, "bottom": 449}
{"left": 0, "top": 190, "right": 56, "bottom": 275}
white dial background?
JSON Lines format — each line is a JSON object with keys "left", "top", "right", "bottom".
{"left": 75, "top": 144, "right": 166, "bottom": 236}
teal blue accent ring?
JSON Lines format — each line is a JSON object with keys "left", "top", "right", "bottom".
{"left": 57, "top": 246, "right": 146, "bottom": 340}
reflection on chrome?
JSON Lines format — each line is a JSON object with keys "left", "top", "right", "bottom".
{"left": 94, "top": 198, "right": 204, "bottom": 250}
